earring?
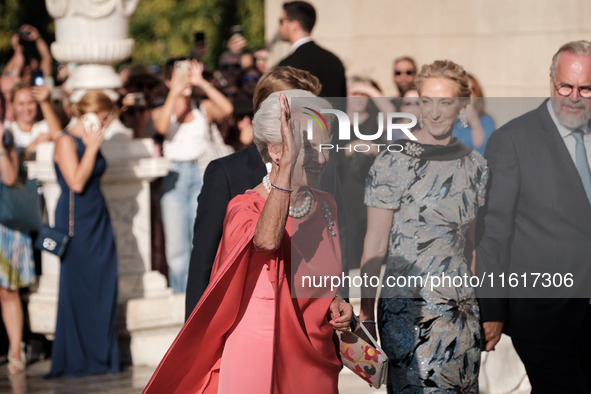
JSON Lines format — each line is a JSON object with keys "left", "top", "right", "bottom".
{"left": 419, "top": 114, "right": 424, "bottom": 129}
{"left": 459, "top": 110, "right": 468, "bottom": 128}
{"left": 274, "top": 157, "right": 280, "bottom": 165}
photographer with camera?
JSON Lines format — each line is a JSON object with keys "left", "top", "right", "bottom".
{"left": 152, "top": 58, "right": 232, "bottom": 294}
{"left": 2, "top": 25, "right": 53, "bottom": 84}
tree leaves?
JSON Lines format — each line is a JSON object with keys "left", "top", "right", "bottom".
{"left": 0, "top": 0, "right": 264, "bottom": 72}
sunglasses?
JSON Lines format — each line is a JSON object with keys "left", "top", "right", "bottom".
{"left": 221, "top": 63, "right": 241, "bottom": 70}
{"left": 123, "top": 106, "right": 147, "bottom": 115}
{"left": 241, "top": 75, "right": 260, "bottom": 83}
{"left": 394, "top": 70, "right": 415, "bottom": 76}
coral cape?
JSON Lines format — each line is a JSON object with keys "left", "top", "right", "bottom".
{"left": 143, "top": 190, "right": 342, "bottom": 393}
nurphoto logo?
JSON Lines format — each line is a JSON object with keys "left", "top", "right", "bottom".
{"left": 303, "top": 108, "right": 418, "bottom": 153}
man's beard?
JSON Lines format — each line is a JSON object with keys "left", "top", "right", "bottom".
{"left": 551, "top": 97, "right": 591, "bottom": 129}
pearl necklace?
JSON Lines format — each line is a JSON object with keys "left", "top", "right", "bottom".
{"left": 263, "top": 174, "right": 313, "bottom": 218}
{"left": 289, "top": 192, "right": 312, "bottom": 218}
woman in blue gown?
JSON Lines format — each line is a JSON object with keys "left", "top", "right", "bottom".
{"left": 46, "top": 91, "right": 119, "bottom": 378}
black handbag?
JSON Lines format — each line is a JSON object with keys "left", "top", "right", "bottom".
{"left": 35, "top": 190, "right": 74, "bottom": 258}
{"left": 0, "top": 178, "right": 42, "bottom": 233}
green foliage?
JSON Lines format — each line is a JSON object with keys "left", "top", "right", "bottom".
{"left": 130, "top": 0, "right": 265, "bottom": 69}
{"left": 0, "top": 0, "right": 265, "bottom": 71}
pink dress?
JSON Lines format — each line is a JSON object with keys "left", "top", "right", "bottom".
{"left": 144, "top": 189, "right": 343, "bottom": 394}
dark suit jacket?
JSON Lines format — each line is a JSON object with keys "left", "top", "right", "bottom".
{"left": 278, "top": 40, "right": 346, "bottom": 97}
{"left": 278, "top": 40, "right": 350, "bottom": 287}
{"left": 477, "top": 100, "right": 591, "bottom": 343}
{"left": 185, "top": 144, "right": 266, "bottom": 320}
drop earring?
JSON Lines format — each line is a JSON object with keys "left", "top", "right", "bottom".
{"left": 459, "top": 110, "right": 468, "bottom": 128}
{"left": 419, "top": 114, "right": 424, "bottom": 129}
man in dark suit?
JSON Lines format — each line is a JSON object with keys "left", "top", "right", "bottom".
{"left": 277, "top": 1, "right": 346, "bottom": 98}
{"left": 276, "top": 2, "right": 351, "bottom": 290}
{"left": 477, "top": 40, "right": 591, "bottom": 393}
{"left": 184, "top": 67, "right": 322, "bottom": 320}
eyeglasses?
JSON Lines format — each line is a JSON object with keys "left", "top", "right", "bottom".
{"left": 255, "top": 56, "right": 267, "bottom": 63}
{"left": 123, "top": 106, "right": 147, "bottom": 115}
{"left": 552, "top": 79, "right": 591, "bottom": 98}
{"left": 221, "top": 63, "right": 241, "bottom": 71}
{"left": 241, "top": 75, "right": 260, "bottom": 83}
{"left": 394, "top": 70, "right": 415, "bottom": 76}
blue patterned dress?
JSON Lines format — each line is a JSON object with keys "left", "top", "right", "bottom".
{"left": 365, "top": 139, "right": 488, "bottom": 393}
{"left": 0, "top": 223, "right": 35, "bottom": 290}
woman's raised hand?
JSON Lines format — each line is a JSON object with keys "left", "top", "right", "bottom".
{"left": 31, "top": 84, "right": 50, "bottom": 103}
{"left": 189, "top": 60, "right": 205, "bottom": 87}
{"left": 82, "top": 126, "right": 104, "bottom": 153}
{"left": 278, "top": 92, "right": 301, "bottom": 172}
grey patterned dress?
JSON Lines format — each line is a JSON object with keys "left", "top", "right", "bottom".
{"left": 365, "top": 139, "right": 488, "bottom": 393}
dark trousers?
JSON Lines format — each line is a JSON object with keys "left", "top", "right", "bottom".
{"left": 512, "top": 306, "right": 591, "bottom": 394}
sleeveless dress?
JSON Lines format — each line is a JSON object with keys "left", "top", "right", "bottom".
{"left": 46, "top": 130, "right": 119, "bottom": 378}
{"left": 365, "top": 139, "right": 488, "bottom": 393}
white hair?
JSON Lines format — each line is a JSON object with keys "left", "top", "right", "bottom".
{"left": 550, "top": 40, "right": 591, "bottom": 78}
{"left": 252, "top": 89, "right": 318, "bottom": 163}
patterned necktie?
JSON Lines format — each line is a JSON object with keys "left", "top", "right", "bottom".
{"left": 572, "top": 129, "right": 591, "bottom": 205}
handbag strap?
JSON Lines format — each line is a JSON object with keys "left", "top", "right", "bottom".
{"left": 353, "top": 314, "right": 386, "bottom": 355}
{"left": 68, "top": 189, "right": 74, "bottom": 237}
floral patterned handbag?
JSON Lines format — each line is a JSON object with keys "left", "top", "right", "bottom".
{"left": 337, "top": 317, "right": 388, "bottom": 389}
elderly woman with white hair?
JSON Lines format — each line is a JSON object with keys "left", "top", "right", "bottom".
{"left": 144, "top": 90, "right": 353, "bottom": 394}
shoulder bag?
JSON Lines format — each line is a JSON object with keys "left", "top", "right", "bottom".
{"left": 35, "top": 190, "right": 74, "bottom": 258}
{"left": 0, "top": 178, "right": 42, "bottom": 234}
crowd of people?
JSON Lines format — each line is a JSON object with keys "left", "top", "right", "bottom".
{"left": 0, "top": 1, "right": 590, "bottom": 393}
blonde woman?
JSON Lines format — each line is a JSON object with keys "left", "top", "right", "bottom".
{"left": 47, "top": 91, "right": 119, "bottom": 378}
{"left": 360, "top": 60, "right": 489, "bottom": 392}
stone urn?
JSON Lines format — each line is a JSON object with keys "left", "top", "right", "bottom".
{"left": 45, "top": 0, "right": 139, "bottom": 99}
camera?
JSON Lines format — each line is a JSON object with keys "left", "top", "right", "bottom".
{"left": 18, "top": 28, "right": 30, "bottom": 45}
{"left": 230, "top": 25, "right": 243, "bottom": 37}
{"left": 174, "top": 60, "right": 191, "bottom": 78}
{"left": 194, "top": 32, "right": 205, "bottom": 45}
{"left": 2, "top": 127, "right": 14, "bottom": 149}
{"left": 122, "top": 92, "right": 146, "bottom": 108}
{"left": 30, "top": 69, "right": 44, "bottom": 86}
